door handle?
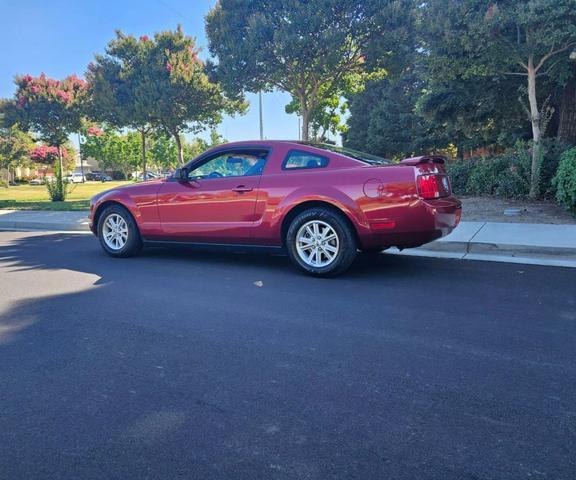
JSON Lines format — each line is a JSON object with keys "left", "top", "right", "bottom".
{"left": 232, "top": 185, "right": 253, "bottom": 193}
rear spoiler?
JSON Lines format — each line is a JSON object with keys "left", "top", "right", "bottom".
{"left": 400, "top": 155, "right": 446, "bottom": 166}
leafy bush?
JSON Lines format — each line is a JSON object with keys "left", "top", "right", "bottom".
{"left": 539, "top": 138, "right": 571, "bottom": 198}
{"left": 45, "top": 171, "right": 68, "bottom": 201}
{"left": 449, "top": 154, "right": 530, "bottom": 197}
{"left": 446, "top": 160, "right": 475, "bottom": 194}
{"left": 553, "top": 147, "right": 576, "bottom": 213}
{"left": 447, "top": 142, "right": 537, "bottom": 198}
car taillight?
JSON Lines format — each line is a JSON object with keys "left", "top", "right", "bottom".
{"left": 417, "top": 174, "right": 451, "bottom": 199}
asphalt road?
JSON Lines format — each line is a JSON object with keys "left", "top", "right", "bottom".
{"left": 0, "top": 231, "right": 575, "bottom": 480}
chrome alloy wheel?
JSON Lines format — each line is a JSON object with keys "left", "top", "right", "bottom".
{"left": 102, "top": 213, "right": 128, "bottom": 251}
{"left": 295, "top": 220, "right": 340, "bottom": 267}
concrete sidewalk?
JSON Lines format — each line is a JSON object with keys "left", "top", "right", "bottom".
{"left": 0, "top": 209, "right": 575, "bottom": 267}
{"left": 395, "top": 221, "right": 576, "bottom": 268}
{"left": 0, "top": 210, "right": 89, "bottom": 232}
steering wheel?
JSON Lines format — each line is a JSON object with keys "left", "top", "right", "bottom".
{"left": 208, "top": 171, "right": 223, "bottom": 178}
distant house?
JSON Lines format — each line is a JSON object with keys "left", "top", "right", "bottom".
{"left": 74, "top": 153, "right": 100, "bottom": 173}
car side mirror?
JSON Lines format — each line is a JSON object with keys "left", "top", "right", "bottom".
{"left": 174, "top": 167, "right": 189, "bottom": 181}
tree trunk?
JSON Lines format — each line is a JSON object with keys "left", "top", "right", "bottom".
{"left": 140, "top": 130, "right": 147, "bottom": 180}
{"left": 527, "top": 58, "right": 542, "bottom": 199}
{"left": 301, "top": 107, "right": 310, "bottom": 142}
{"left": 558, "top": 64, "right": 576, "bottom": 146}
{"left": 174, "top": 131, "right": 184, "bottom": 165}
{"left": 57, "top": 144, "right": 64, "bottom": 177}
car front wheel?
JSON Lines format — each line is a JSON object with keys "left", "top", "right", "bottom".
{"left": 286, "top": 207, "right": 357, "bottom": 277}
{"left": 97, "top": 204, "right": 142, "bottom": 257}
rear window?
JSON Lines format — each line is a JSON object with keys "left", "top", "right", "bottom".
{"left": 283, "top": 150, "right": 329, "bottom": 170}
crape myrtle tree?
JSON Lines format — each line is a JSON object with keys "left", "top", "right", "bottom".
{"left": 30, "top": 144, "right": 76, "bottom": 172}
{"left": 87, "top": 27, "right": 239, "bottom": 171}
{"left": 87, "top": 33, "right": 156, "bottom": 178}
{"left": 145, "top": 27, "right": 243, "bottom": 164}
{"left": 205, "top": 0, "right": 388, "bottom": 141}
{"left": 1, "top": 74, "right": 87, "bottom": 200}
{"left": 422, "top": 0, "right": 576, "bottom": 197}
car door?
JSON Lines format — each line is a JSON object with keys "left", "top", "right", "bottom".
{"left": 157, "top": 148, "right": 268, "bottom": 243}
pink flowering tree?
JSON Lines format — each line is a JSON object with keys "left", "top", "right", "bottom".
{"left": 3, "top": 74, "right": 87, "bottom": 200}
{"left": 144, "top": 26, "right": 243, "bottom": 164}
{"left": 30, "top": 145, "right": 61, "bottom": 164}
{"left": 87, "top": 27, "right": 242, "bottom": 168}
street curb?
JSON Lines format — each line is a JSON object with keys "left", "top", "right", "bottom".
{"left": 423, "top": 238, "right": 576, "bottom": 260}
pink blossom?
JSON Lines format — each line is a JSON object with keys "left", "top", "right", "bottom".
{"left": 68, "top": 75, "right": 87, "bottom": 88}
{"left": 87, "top": 126, "right": 104, "bottom": 137}
{"left": 16, "top": 95, "right": 27, "bottom": 108}
{"left": 31, "top": 145, "right": 66, "bottom": 163}
{"left": 140, "top": 35, "right": 150, "bottom": 41}
{"left": 56, "top": 90, "right": 72, "bottom": 103}
{"left": 31, "top": 85, "right": 41, "bottom": 94}
{"left": 22, "top": 74, "right": 33, "bottom": 83}
{"left": 166, "top": 62, "right": 173, "bottom": 73}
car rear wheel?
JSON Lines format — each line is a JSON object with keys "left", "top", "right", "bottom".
{"left": 286, "top": 208, "right": 357, "bottom": 277}
{"left": 97, "top": 204, "right": 142, "bottom": 257}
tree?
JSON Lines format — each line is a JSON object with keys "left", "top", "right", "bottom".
{"left": 87, "top": 33, "right": 156, "bottom": 178}
{"left": 30, "top": 143, "right": 76, "bottom": 172}
{"left": 81, "top": 126, "right": 140, "bottom": 178}
{"left": 149, "top": 133, "right": 179, "bottom": 170}
{"left": 558, "top": 61, "right": 576, "bottom": 145}
{"left": 285, "top": 81, "right": 351, "bottom": 142}
{"left": 205, "top": 0, "right": 386, "bottom": 141}
{"left": 88, "top": 28, "right": 238, "bottom": 170}
{"left": 345, "top": 73, "right": 437, "bottom": 159}
{"left": 0, "top": 125, "right": 34, "bottom": 184}
{"left": 1, "top": 74, "right": 87, "bottom": 200}
{"left": 145, "top": 27, "right": 242, "bottom": 164}
{"left": 422, "top": 0, "right": 576, "bottom": 197}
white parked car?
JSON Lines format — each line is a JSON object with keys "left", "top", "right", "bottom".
{"left": 135, "top": 171, "right": 159, "bottom": 181}
{"left": 65, "top": 173, "right": 86, "bottom": 183}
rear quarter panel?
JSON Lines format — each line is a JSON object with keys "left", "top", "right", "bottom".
{"left": 253, "top": 143, "right": 420, "bottom": 246}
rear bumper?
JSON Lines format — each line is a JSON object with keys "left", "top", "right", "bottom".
{"left": 359, "top": 196, "right": 462, "bottom": 249}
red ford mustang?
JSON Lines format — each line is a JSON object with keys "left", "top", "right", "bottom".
{"left": 89, "top": 141, "right": 461, "bottom": 276}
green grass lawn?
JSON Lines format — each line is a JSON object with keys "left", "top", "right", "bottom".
{"left": 0, "top": 181, "right": 131, "bottom": 211}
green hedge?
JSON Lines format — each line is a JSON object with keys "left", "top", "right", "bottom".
{"left": 553, "top": 147, "right": 576, "bottom": 213}
{"left": 447, "top": 147, "right": 531, "bottom": 198}
{"left": 446, "top": 140, "right": 569, "bottom": 200}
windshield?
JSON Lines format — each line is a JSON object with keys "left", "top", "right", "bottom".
{"left": 310, "top": 143, "right": 391, "bottom": 165}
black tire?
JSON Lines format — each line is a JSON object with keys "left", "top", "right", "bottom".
{"left": 285, "top": 207, "right": 357, "bottom": 277}
{"left": 97, "top": 204, "right": 142, "bottom": 258}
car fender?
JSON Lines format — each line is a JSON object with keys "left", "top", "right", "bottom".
{"left": 274, "top": 186, "right": 370, "bottom": 236}
{"left": 93, "top": 189, "right": 141, "bottom": 222}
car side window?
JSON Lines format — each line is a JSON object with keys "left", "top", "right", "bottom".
{"left": 283, "top": 150, "right": 329, "bottom": 170}
{"left": 188, "top": 151, "right": 268, "bottom": 180}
